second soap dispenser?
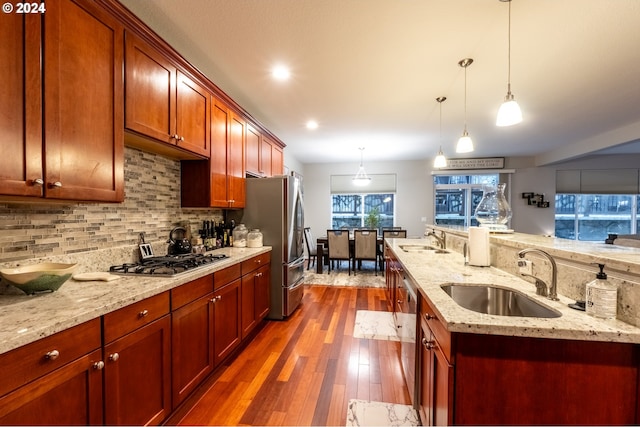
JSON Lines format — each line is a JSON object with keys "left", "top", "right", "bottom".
{"left": 585, "top": 264, "right": 617, "bottom": 319}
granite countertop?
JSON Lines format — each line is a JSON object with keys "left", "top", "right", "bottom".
{"left": 387, "top": 238, "right": 640, "bottom": 344}
{"left": 0, "top": 246, "right": 271, "bottom": 355}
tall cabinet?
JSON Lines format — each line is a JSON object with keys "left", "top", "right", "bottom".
{"left": 0, "top": 0, "right": 124, "bottom": 202}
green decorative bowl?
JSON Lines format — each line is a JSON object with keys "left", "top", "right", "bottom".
{"left": 0, "top": 263, "right": 77, "bottom": 295}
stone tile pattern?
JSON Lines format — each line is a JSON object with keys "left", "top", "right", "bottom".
{"left": 0, "top": 148, "right": 223, "bottom": 263}
{"left": 346, "top": 399, "right": 420, "bottom": 427}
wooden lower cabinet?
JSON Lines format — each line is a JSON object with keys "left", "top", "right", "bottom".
{"left": 417, "top": 290, "right": 640, "bottom": 425}
{"left": 241, "top": 263, "right": 271, "bottom": 338}
{"left": 213, "top": 278, "right": 242, "bottom": 364}
{"left": 103, "top": 293, "right": 172, "bottom": 426}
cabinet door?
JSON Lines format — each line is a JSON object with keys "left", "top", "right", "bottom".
{"left": 176, "top": 71, "right": 210, "bottom": 158}
{"left": 241, "top": 271, "right": 257, "bottom": 339}
{"left": 419, "top": 323, "right": 434, "bottom": 426}
{"left": 260, "top": 137, "right": 273, "bottom": 177}
{"left": 255, "top": 264, "right": 271, "bottom": 320}
{"left": 246, "top": 124, "right": 261, "bottom": 176}
{"left": 210, "top": 100, "right": 231, "bottom": 207}
{"left": 213, "top": 279, "right": 242, "bottom": 365}
{"left": 272, "top": 145, "right": 284, "bottom": 176}
{"left": 0, "top": 13, "right": 42, "bottom": 197}
{"left": 0, "top": 348, "right": 103, "bottom": 425}
{"left": 104, "top": 315, "right": 172, "bottom": 426}
{"left": 171, "top": 293, "right": 215, "bottom": 407}
{"left": 44, "top": 0, "right": 124, "bottom": 202}
{"left": 419, "top": 320, "right": 453, "bottom": 427}
{"left": 228, "top": 113, "right": 246, "bottom": 208}
{"left": 125, "top": 31, "right": 176, "bottom": 145}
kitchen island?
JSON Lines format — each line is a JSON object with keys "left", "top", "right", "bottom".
{"left": 385, "top": 236, "right": 640, "bottom": 425}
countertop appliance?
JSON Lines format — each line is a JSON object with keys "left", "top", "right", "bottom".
{"left": 109, "top": 253, "right": 228, "bottom": 277}
{"left": 234, "top": 174, "right": 305, "bottom": 319}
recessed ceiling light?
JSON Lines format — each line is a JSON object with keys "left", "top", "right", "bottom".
{"left": 306, "top": 120, "right": 318, "bottom": 130}
{"left": 271, "top": 64, "right": 290, "bottom": 81}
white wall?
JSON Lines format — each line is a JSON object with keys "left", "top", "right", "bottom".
{"left": 299, "top": 153, "right": 640, "bottom": 241}
{"left": 302, "top": 159, "right": 433, "bottom": 238}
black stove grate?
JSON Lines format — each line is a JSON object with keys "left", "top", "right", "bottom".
{"left": 109, "top": 253, "right": 228, "bottom": 277}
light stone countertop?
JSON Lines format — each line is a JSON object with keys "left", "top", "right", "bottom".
{"left": 387, "top": 238, "right": 640, "bottom": 344}
{"left": 0, "top": 246, "right": 271, "bottom": 355}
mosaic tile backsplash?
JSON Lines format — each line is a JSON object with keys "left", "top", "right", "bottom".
{"left": 0, "top": 147, "right": 223, "bottom": 263}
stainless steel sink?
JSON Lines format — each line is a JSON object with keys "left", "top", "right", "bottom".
{"left": 440, "top": 284, "right": 562, "bottom": 318}
{"left": 399, "top": 245, "right": 448, "bottom": 254}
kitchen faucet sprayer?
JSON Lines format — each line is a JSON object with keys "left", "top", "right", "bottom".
{"left": 425, "top": 229, "right": 446, "bottom": 250}
{"left": 517, "top": 248, "right": 559, "bottom": 301}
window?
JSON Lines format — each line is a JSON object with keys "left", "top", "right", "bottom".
{"left": 331, "top": 193, "right": 395, "bottom": 230}
{"left": 555, "top": 194, "right": 638, "bottom": 241}
{"left": 433, "top": 173, "right": 503, "bottom": 227}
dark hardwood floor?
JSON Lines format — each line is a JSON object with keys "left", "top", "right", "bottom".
{"left": 170, "top": 285, "right": 410, "bottom": 426}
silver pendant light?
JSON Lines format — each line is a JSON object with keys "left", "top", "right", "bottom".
{"left": 352, "top": 147, "right": 371, "bottom": 186}
{"left": 496, "top": 0, "right": 523, "bottom": 126}
{"left": 433, "top": 96, "right": 447, "bottom": 168}
{"left": 456, "top": 58, "right": 474, "bottom": 153}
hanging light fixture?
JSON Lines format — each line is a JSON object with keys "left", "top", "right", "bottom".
{"left": 352, "top": 147, "right": 371, "bottom": 186}
{"left": 496, "top": 0, "right": 523, "bottom": 126}
{"left": 456, "top": 58, "right": 474, "bottom": 153}
{"left": 433, "top": 96, "right": 447, "bottom": 168}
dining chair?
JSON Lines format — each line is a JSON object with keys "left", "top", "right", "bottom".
{"left": 327, "top": 229, "right": 351, "bottom": 275}
{"left": 354, "top": 229, "right": 378, "bottom": 276}
{"left": 381, "top": 229, "right": 407, "bottom": 272}
{"left": 303, "top": 227, "right": 317, "bottom": 270}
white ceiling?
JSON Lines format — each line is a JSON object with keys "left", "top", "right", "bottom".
{"left": 119, "top": 0, "right": 640, "bottom": 166}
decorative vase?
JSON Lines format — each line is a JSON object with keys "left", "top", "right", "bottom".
{"left": 474, "top": 183, "right": 512, "bottom": 228}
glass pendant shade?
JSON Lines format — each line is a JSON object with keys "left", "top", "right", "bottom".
{"left": 433, "top": 148, "right": 447, "bottom": 168}
{"left": 456, "top": 130, "right": 474, "bottom": 153}
{"left": 352, "top": 147, "right": 371, "bottom": 186}
{"left": 496, "top": 93, "right": 522, "bottom": 126}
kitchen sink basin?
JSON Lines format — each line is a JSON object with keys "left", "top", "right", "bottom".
{"left": 399, "top": 245, "right": 448, "bottom": 254}
{"left": 440, "top": 284, "right": 562, "bottom": 318}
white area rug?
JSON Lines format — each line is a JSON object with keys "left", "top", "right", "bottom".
{"left": 302, "top": 263, "right": 385, "bottom": 288}
{"left": 346, "top": 399, "right": 420, "bottom": 426}
{"left": 353, "top": 310, "right": 399, "bottom": 341}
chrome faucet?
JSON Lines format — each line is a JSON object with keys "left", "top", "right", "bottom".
{"left": 426, "top": 230, "right": 446, "bottom": 250}
{"left": 517, "top": 248, "right": 559, "bottom": 301}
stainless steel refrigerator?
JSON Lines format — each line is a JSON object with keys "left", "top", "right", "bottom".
{"left": 239, "top": 175, "right": 305, "bottom": 319}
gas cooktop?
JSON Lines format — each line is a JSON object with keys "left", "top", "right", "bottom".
{"left": 109, "top": 253, "right": 228, "bottom": 277}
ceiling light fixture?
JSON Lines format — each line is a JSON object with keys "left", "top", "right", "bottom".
{"left": 496, "top": 0, "right": 523, "bottom": 126}
{"left": 271, "top": 64, "right": 290, "bottom": 81}
{"left": 306, "top": 120, "right": 318, "bottom": 130}
{"left": 456, "top": 58, "right": 474, "bottom": 153}
{"left": 352, "top": 147, "right": 371, "bottom": 186}
{"left": 433, "top": 96, "right": 447, "bottom": 168}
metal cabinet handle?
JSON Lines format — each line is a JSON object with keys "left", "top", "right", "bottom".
{"left": 424, "top": 313, "right": 435, "bottom": 321}
{"left": 172, "top": 134, "right": 179, "bottom": 140}
{"left": 422, "top": 338, "right": 435, "bottom": 350}
{"left": 138, "top": 309, "right": 149, "bottom": 318}
{"left": 49, "top": 181, "right": 62, "bottom": 189}
{"left": 32, "top": 178, "right": 44, "bottom": 186}
{"left": 45, "top": 350, "right": 60, "bottom": 360}
{"left": 93, "top": 361, "right": 105, "bottom": 370}
{"left": 211, "top": 295, "right": 222, "bottom": 303}
{"left": 109, "top": 353, "right": 119, "bottom": 362}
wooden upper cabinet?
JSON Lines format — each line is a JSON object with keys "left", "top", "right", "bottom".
{"left": 1, "top": 0, "right": 124, "bottom": 202}
{"left": 246, "top": 124, "right": 261, "bottom": 176}
{"left": 125, "top": 31, "right": 210, "bottom": 159}
{"left": 272, "top": 145, "right": 284, "bottom": 176}
{"left": 228, "top": 112, "right": 246, "bottom": 208}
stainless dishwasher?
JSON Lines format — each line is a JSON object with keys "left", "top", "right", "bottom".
{"left": 396, "top": 274, "right": 418, "bottom": 405}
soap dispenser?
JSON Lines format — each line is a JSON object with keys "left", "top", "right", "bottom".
{"left": 585, "top": 264, "right": 617, "bottom": 319}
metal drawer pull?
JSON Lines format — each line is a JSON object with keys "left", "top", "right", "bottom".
{"left": 109, "top": 353, "right": 119, "bottom": 362}
{"left": 424, "top": 313, "right": 435, "bottom": 320}
{"left": 32, "top": 178, "right": 44, "bottom": 186}
{"left": 49, "top": 181, "right": 62, "bottom": 188}
{"left": 211, "top": 296, "right": 222, "bottom": 303}
{"left": 138, "top": 309, "right": 149, "bottom": 318}
{"left": 422, "top": 338, "right": 435, "bottom": 350}
{"left": 45, "top": 350, "right": 60, "bottom": 360}
{"left": 93, "top": 361, "right": 105, "bottom": 370}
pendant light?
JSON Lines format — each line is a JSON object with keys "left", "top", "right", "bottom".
{"left": 433, "top": 96, "right": 447, "bottom": 168}
{"left": 352, "top": 147, "right": 371, "bottom": 186}
{"left": 496, "top": 0, "right": 523, "bottom": 126}
{"left": 456, "top": 58, "right": 474, "bottom": 153}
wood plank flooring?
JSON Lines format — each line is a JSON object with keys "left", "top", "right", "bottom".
{"left": 172, "top": 285, "right": 410, "bottom": 426}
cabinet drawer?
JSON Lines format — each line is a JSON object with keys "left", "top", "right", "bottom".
{"left": 419, "top": 290, "right": 452, "bottom": 362}
{"left": 214, "top": 263, "right": 241, "bottom": 290}
{"left": 241, "top": 252, "right": 271, "bottom": 275}
{"left": 171, "top": 274, "right": 214, "bottom": 310}
{"left": 103, "top": 291, "right": 170, "bottom": 343}
{"left": 0, "top": 318, "right": 101, "bottom": 397}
